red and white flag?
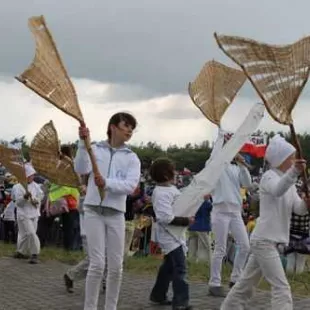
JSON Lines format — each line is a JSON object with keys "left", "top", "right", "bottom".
{"left": 240, "top": 134, "right": 267, "bottom": 158}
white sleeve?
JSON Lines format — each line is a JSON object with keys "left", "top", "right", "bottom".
{"left": 13, "top": 184, "right": 27, "bottom": 207}
{"left": 105, "top": 154, "right": 141, "bottom": 195}
{"left": 74, "top": 140, "right": 93, "bottom": 175}
{"left": 260, "top": 168, "right": 299, "bottom": 198}
{"left": 292, "top": 186, "right": 309, "bottom": 215}
{"left": 239, "top": 165, "right": 252, "bottom": 188}
{"left": 33, "top": 184, "right": 44, "bottom": 203}
{"left": 206, "top": 128, "right": 225, "bottom": 165}
{"left": 153, "top": 190, "right": 175, "bottom": 225}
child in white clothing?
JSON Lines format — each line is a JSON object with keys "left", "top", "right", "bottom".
{"left": 149, "top": 158, "right": 194, "bottom": 310}
{"left": 221, "top": 135, "right": 310, "bottom": 310}
{"left": 74, "top": 112, "right": 141, "bottom": 310}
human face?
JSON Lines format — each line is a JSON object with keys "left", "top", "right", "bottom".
{"left": 278, "top": 152, "right": 296, "bottom": 172}
{"left": 27, "top": 174, "right": 35, "bottom": 183}
{"left": 111, "top": 120, "right": 134, "bottom": 143}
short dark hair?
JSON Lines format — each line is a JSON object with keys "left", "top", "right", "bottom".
{"left": 61, "top": 144, "right": 73, "bottom": 159}
{"left": 149, "top": 158, "right": 175, "bottom": 183}
{"left": 107, "top": 112, "right": 137, "bottom": 139}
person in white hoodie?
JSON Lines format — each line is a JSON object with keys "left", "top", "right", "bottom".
{"left": 12, "top": 163, "right": 44, "bottom": 264}
{"left": 221, "top": 134, "right": 310, "bottom": 310}
{"left": 208, "top": 130, "right": 252, "bottom": 297}
{"left": 74, "top": 112, "right": 141, "bottom": 310}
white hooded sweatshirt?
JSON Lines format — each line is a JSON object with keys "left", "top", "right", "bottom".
{"left": 74, "top": 140, "right": 141, "bottom": 212}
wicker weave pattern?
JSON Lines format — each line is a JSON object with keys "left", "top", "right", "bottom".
{"left": 0, "top": 145, "right": 27, "bottom": 188}
{"left": 29, "top": 121, "right": 81, "bottom": 188}
{"left": 189, "top": 60, "right": 246, "bottom": 126}
{"left": 214, "top": 34, "right": 310, "bottom": 125}
{"left": 16, "top": 15, "right": 84, "bottom": 123}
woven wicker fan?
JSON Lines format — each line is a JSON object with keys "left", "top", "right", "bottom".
{"left": 214, "top": 33, "right": 310, "bottom": 193}
{"left": 0, "top": 145, "right": 27, "bottom": 189}
{"left": 29, "top": 121, "right": 81, "bottom": 188}
{"left": 16, "top": 15, "right": 104, "bottom": 200}
{"left": 189, "top": 60, "right": 246, "bottom": 126}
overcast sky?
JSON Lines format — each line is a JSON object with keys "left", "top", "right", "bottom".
{"left": 1, "top": 0, "right": 310, "bottom": 147}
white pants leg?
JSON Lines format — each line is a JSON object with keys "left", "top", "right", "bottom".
{"left": 187, "top": 233, "right": 198, "bottom": 261}
{"left": 84, "top": 208, "right": 106, "bottom": 310}
{"left": 229, "top": 213, "right": 250, "bottom": 283}
{"left": 67, "top": 236, "right": 89, "bottom": 281}
{"left": 221, "top": 239, "right": 293, "bottom": 310}
{"left": 209, "top": 212, "right": 231, "bottom": 287}
{"left": 17, "top": 217, "right": 40, "bottom": 255}
{"left": 295, "top": 253, "right": 306, "bottom": 274}
{"left": 105, "top": 209, "right": 125, "bottom": 310}
{"left": 84, "top": 207, "right": 125, "bottom": 310}
{"left": 17, "top": 217, "right": 28, "bottom": 255}
{"left": 286, "top": 253, "right": 306, "bottom": 274}
{"left": 197, "top": 232, "right": 211, "bottom": 263}
{"left": 286, "top": 253, "right": 295, "bottom": 274}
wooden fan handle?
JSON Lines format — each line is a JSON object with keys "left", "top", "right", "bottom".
{"left": 80, "top": 122, "right": 105, "bottom": 201}
{"left": 289, "top": 124, "right": 309, "bottom": 197}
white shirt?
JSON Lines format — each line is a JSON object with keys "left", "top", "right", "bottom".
{"left": 251, "top": 167, "right": 308, "bottom": 244}
{"left": 152, "top": 185, "right": 186, "bottom": 255}
{"left": 12, "top": 182, "right": 44, "bottom": 219}
{"left": 211, "top": 164, "right": 251, "bottom": 213}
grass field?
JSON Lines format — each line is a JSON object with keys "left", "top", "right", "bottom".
{"left": 1, "top": 242, "right": 310, "bottom": 296}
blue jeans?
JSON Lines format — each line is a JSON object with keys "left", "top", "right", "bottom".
{"left": 150, "top": 246, "right": 189, "bottom": 307}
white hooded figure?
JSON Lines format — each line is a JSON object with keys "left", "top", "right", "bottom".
{"left": 208, "top": 129, "right": 252, "bottom": 297}
{"left": 221, "top": 134, "right": 310, "bottom": 310}
{"left": 12, "top": 163, "right": 44, "bottom": 264}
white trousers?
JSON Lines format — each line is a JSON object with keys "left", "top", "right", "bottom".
{"left": 221, "top": 239, "right": 293, "bottom": 310}
{"left": 188, "top": 232, "right": 212, "bottom": 263}
{"left": 286, "top": 252, "right": 306, "bottom": 274}
{"left": 209, "top": 212, "right": 250, "bottom": 287}
{"left": 84, "top": 206, "right": 125, "bottom": 310}
{"left": 17, "top": 216, "right": 40, "bottom": 255}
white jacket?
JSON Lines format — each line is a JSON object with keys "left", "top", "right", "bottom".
{"left": 210, "top": 129, "right": 252, "bottom": 211}
{"left": 251, "top": 167, "right": 308, "bottom": 244}
{"left": 74, "top": 140, "right": 141, "bottom": 212}
{"left": 12, "top": 182, "right": 44, "bottom": 219}
{"left": 152, "top": 185, "right": 186, "bottom": 254}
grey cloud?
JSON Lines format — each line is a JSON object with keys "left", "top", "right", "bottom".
{"left": 155, "top": 103, "right": 202, "bottom": 120}
{"left": 100, "top": 83, "right": 158, "bottom": 103}
{"left": 1, "top": 0, "right": 310, "bottom": 98}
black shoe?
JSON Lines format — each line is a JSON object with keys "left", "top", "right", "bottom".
{"left": 13, "top": 252, "right": 28, "bottom": 259}
{"left": 64, "top": 274, "right": 74, "bottom": 293}
{"left": 229, "top": 281, "right": 235, "bottom": 288}
{"left": 29, "top": 254, "right": 39, "bottom": 264}
{"left": 150, "top": 296, "right": 172, "bottom": 305}
{"left": 172, "top": 306, "right": 193, "bottom": 310}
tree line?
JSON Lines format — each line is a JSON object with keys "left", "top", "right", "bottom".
{"left": 2, "top": 130, "right": 310, "bottom": 173}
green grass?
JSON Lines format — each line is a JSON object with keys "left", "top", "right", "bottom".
{"left": 1, "top": 242, "right": 310, "bottom": 296}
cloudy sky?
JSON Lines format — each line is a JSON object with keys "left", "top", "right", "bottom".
{"left": 1, "top": 0, "right": 310, "bottom": 147}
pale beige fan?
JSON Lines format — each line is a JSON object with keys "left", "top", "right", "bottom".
{"left": 29, "top": 121, "right": 81, "bottom": 188}
{"left": 189, "top": 60, "right": 246, "bottom": 126}
{"left": 0, "top": 145, "right": 27, "bottom": 189}
{"left": 16, "top": 15, "right": 104, "bottom": 200}
{"left": 214, "top": 33, "right": 310, "bottom": 194}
